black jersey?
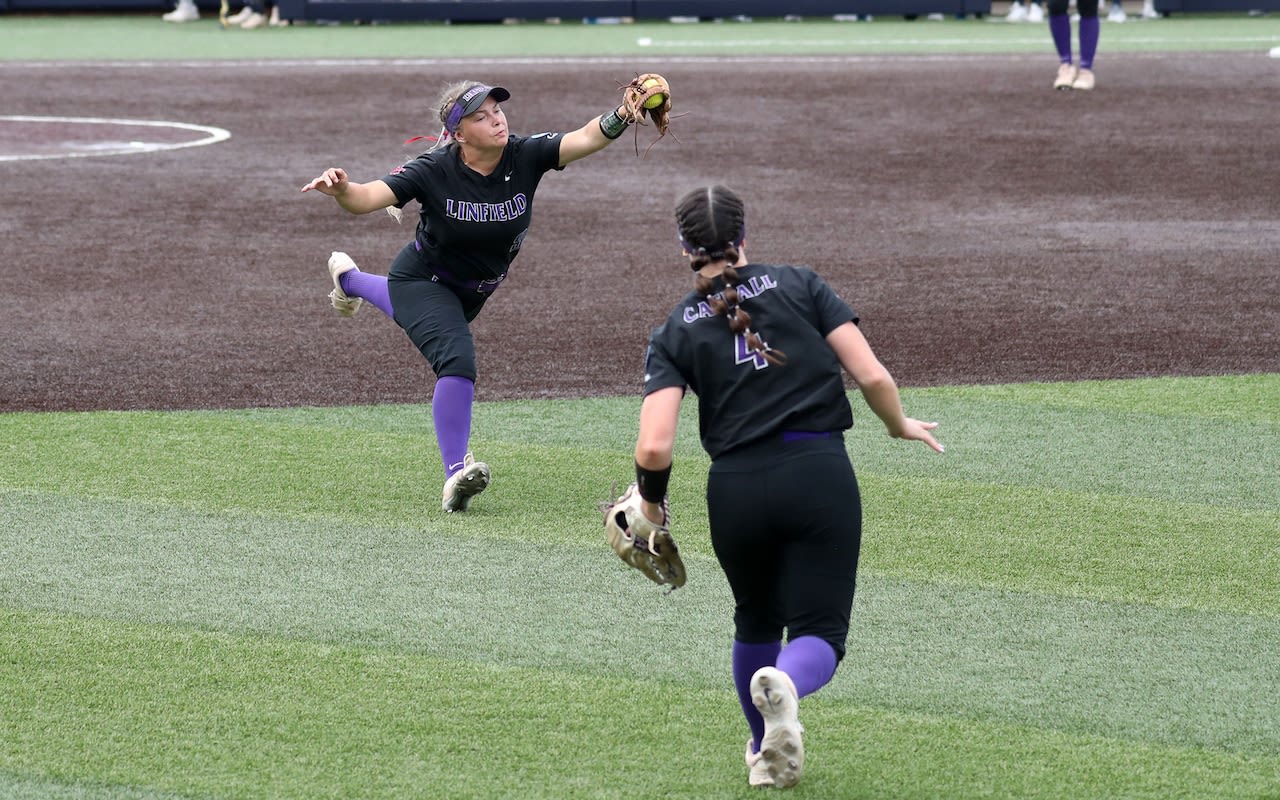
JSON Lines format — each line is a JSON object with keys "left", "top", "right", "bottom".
{"left": 381, "top": 133, "right": 564, "bottom": 287}
{"left": 643, "top": 263, "right": 859, "bottom": 459}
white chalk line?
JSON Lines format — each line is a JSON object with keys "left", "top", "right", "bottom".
{"left": 0, "top": 115, "right": 231, "bottom": 162}
{"left": 632, "top": 35, "right": 1280, "bottom": 47}
{"left": 0, "top": 48, "right": 1270, "bottom": 70}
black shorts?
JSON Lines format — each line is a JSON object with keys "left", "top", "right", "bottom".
{"left": 706, "top": 435, "right": 861, "bottom": 660}
{"left": 387, "top": 242, "right": 488, "bottom": 381}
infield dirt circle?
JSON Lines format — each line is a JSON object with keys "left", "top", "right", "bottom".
{"left": 2, "top": 53, "right": 1277, "bottom": 413}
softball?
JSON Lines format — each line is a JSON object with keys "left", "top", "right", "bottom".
{"left": 642, "top": 80, "right": 666, "bottom": 109}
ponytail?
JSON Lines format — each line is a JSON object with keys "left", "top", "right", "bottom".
{"left": 693, "top": 267, "right": 787, "bottom": 367}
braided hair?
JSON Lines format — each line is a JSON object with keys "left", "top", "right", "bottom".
{"left": 676, "top": 185, "right": 787, "bottom": 367}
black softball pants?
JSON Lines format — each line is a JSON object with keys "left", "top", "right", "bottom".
{"left": 387, "top": 242, "right": 488, "bottom": 382}
{"left": 706, "top": 435, "right": 862, "bottom": 660}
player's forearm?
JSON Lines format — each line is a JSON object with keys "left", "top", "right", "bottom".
{"left": 857, "top": 373, "right": 910, "bottom": 438}
{"left": 331, "top": 181, "right": 392, "bottom": 215}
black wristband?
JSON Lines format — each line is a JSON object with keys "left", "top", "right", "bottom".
{"left": 635, "top": 461, "right": 672, "bottom": 503}
{"left": 599, "top": 107, "right": 631, "bottom": 140}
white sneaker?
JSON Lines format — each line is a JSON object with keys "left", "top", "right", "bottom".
{"left": 441, "top": 453, "right": 491, "bottom": 513}
{"left": 1005, "top": 2, "right": 1028, "bottom": 20}
{"left": 1141, "top": 1, "right": 1159, "bottom": 16}
{"left": 240, "top": 10, "right": 267, "bottom": 27}
{"left": 1108, "top": 1, "right": 1127, "bottom": 20}
{"left": 327, "top": 251, "right": 363, "bottom": 317}
{"left": 1027, "top": 2, "right": 1045, "bottom": 21}
{"left": 750, "top": 667, "right": 804, "bottom": 788}
{"left": 745, "top": 740, "right": 773, "bottom": 787}
{"left": 225, "top": 5, "right": 253, "bottom": 22}
{"left": 1054, "top": 62, "right": 1077, "bottom": 89}
{"left": 162, "top": 2, "right": 200, "bottom": 22}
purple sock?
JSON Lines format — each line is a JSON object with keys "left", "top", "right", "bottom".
{"left": 1049, "top": 15, "right": 1073, "bottom": 63}
{"left": 1078, "top": 16, "right": 1099, "bottom": 69}
{"left": 733, "top": 639, "right": 780, "bottom": 753}
{"left": 776, "top": 636, "right": 838, "bottom": 699}
{"left": 432, "top": 376, "right": 475, "bottom": 477}
{"left": 339, "top": 270, "right": 394, "bottom": 318}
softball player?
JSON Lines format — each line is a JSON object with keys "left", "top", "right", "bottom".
{"left": 302, "top": 80, "right": 643, "bottom": 512}
{"left": 630, "top": 185, "right": 943, "bottom": 788}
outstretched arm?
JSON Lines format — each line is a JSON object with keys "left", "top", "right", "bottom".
{"left": 557, "top": 105, "right": 629, "bottom": 167}
{"left": 300, "top": 167, "right": 398, "bottom": 215}
{"left": 827, "top": 321, "right": 944, "bottom": 453}
{"left": 559, "top": 73, "right": 670, "bottom": 166}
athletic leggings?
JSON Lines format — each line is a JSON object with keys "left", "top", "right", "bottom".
{"left": 706, "top": 435, "right": 861, "bottom": 660}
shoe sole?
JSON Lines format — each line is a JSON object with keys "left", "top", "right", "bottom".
{"left": 751, "top": 668, "right": 803, "bottom": 788}
{"left": 328, "top": 253, "right": 362, "bottom": 317}
{"left": 442, "top": 463, "right": 491, "bottom": 512}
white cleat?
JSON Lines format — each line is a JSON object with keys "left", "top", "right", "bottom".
{"left": 745, "top": 740, "right": 774, "bottom": 787}
{"left": 751, "top": 667, "right": 804, "bottom": 788}
{"left": 1054, "top": 62, "right": 1078, "bottom": 90}
{"left": 441, "top": 453, "right": 491, "bottom": 513}
{"left": 1026, "top": 2, "right": 1045, "bottom": 21}
{"left": 327, "top": 251, "right": 363, "bottom": 317}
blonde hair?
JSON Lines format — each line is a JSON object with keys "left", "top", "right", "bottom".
{"left": 429, "top": 79, "right": 485, "bottom": 152}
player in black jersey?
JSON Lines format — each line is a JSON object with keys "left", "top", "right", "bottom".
{"left": 630, "top": 185, "right": 944, "bottom": 789}
{"left": 302, "top": 80, "right": 644, "bottom": 513}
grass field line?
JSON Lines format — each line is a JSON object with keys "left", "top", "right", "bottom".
{"left": 638, "top": 34, "right": 1280, "bottom": 47}
{"left": 0, "top": 49, "right": 1268, "bottom": 70}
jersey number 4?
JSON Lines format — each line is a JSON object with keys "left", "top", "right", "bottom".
{"left": 734, "top": 335, "right": 771, "bottom": 370}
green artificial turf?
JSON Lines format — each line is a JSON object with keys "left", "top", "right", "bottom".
{"left": 1, "top": 375, "right": 1277, "bottom": 798}
{"left": 0, "top": 14, "right": 1277, "bottom": 61}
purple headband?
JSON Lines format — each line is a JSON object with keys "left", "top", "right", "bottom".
{"left": 444, "top": 84, "right": 511, "bottom": 133}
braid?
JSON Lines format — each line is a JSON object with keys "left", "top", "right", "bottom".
{"left": 679, "top": 186, "right": 785, "bottom": 366}
{"left": 693, "top": 267, "right": 788, "bottom": 367}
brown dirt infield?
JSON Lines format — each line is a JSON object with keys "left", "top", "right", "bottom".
{"left": 2, "top": 52, "right": 1277, "bottom": 413}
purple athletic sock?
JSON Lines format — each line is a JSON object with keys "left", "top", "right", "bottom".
{"left": 1078, "top": 16, "right": 1099, "bottom": 69}
{"left": 1049, "top": 15, "right": 1073, "bottom": 63}
{"left": 433, "top": 376, "right": 475, "bottom": 478}
{"left": 733, "top": 639, "right": 781, "bottom": 753}
{"left": 339, "top": 270, "right": 394, "bottom": 318}
{"left": 776, "top": 635, "right": 838, "bottom": 699}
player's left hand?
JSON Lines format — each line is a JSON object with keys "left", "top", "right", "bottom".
{"left": 621, "top": 73, "right": 672, "bottom": 136}
{"left": 602, "top": 483, "right": 686, "bottom": 590}
{"left": 895, "top": 418, "right": 944, "bottom": 453}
